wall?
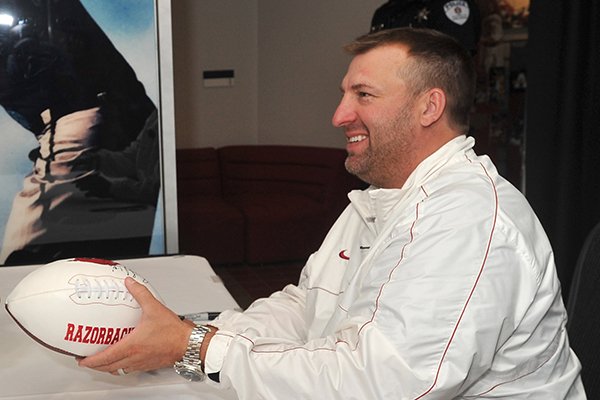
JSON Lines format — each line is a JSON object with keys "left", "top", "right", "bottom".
{"left": 256, "top": 1, "right": 385, "bottom": 147}
{"left": 172, "top": 0, "right": 385, "bottom": 149}
{"left": 171, "top": 0, "right": 259, "bottom": 148}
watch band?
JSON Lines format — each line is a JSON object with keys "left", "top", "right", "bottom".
{"left": 174, "top": 324, "right": 211, "bottom": 381}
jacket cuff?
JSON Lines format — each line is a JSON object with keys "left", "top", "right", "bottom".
{"left": 205, "top": 331, "right": 232, "bottom": 382}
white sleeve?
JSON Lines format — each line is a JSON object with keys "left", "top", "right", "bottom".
{"left": 210, "top": 278, "right": 308, "bottom": 342}
{"left": 204, "top": 266, "right": 310, "bottom": 376}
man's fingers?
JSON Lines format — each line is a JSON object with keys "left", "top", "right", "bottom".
{"left": 125, "top": 277, "right": 158, "bottom": 308}
{"left": 78, "top": 279, "right": 187, "bottom": 375}
{"left": 77, "top": 335, "right": 131, "bottom": 369}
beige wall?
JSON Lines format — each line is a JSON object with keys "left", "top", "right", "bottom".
{"left": 171, "top": 0, "right": 258, "bottom": 148}
{"left": 172, "top": 0, "right": 385, "bottom": 149}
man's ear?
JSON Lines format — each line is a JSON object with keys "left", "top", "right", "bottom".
{"left": 419, "top": 88, "right": 446, "bottom": 127}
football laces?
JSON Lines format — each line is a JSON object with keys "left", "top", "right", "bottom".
{"left": 69, "top": 275, "right": 137, "bottom": 306}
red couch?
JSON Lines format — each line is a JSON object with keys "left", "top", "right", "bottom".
{"left": 176, "top": 145, "right": 366, "bottom": 265}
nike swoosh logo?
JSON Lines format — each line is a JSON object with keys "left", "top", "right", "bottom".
{"left": 339, "top": 250, "right": 350, "bottom": 260}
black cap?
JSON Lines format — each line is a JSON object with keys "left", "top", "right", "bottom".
{"left": 371, "top": 0, "right": 481, "bottom": 53}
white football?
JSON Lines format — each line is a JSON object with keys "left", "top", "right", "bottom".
{"left": 5, "top": 257, "right": 162, "bottom": 357}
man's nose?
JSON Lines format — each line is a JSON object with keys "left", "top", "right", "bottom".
{"left": 332, "top": 97, "right": 355, "bottom": 128}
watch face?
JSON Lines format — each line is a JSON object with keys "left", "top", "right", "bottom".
{"left": 175, "top": 364, "right": 205, "bottom": 382}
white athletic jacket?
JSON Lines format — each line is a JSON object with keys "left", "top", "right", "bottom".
{"left": 206, "top": 135, "right": 585, "bottom": 399}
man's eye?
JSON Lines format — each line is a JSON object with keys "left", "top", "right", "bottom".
{"left": 358, "top": 92, "right": 371, "bottom": 98}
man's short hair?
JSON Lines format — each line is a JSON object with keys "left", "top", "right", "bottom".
{"left": 344, "top": 28, "right": 476, "bottom": 132}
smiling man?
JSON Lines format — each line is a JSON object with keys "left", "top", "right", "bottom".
{"left": 79, "top": 28, "right": 585, "bottom": 399}
{"left": 334, "top": 47, "right": 432, "bottom": 188}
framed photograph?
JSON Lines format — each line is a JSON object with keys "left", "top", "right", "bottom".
{"left": 0, "top": 0, "right": 178, "bottom": 265}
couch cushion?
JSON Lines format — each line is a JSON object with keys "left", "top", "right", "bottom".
{"left": 176, "top": 148, "right": 244, "bottom": 264}
{"left": 226, "top": 193, "right": 329, "bottom": 264}
{"left": 219, "top": 145, "right": 360, "bottom": 264}
{"left": 177, "top": 196, "right": 245, "bottom": 264}
{"left": 176, "top": 148, "right": 221, "bottom": 197}
{"left": 176, "top": 145, "right": 366, "bottom": 265}
{"left": 218, "top": 145, "right": 348, "bottom": 202}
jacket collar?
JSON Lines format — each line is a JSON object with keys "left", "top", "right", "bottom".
{"left": 348, "top": 135, "right": 474, "bottom": 233}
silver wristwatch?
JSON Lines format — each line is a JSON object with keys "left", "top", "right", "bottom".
{"left": 174, "top": 325, "right": 211, "bottom": 381}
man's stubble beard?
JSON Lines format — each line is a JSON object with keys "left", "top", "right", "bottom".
{"left": 345, "top": 106, "right": 416, "bottom": 188}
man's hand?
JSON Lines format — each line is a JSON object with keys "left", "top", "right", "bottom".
{"left": 77, "top": 277, "right": 193, "bottom": 375}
